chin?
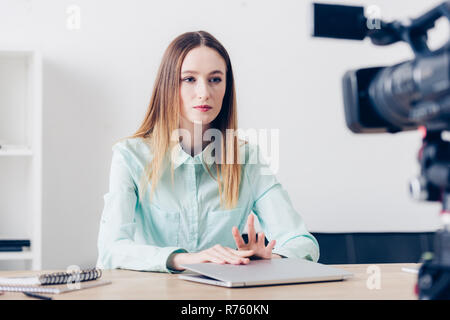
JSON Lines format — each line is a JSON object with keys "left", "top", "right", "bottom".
{"left": 190, "top": 116, "right": 214, "bottom": 126}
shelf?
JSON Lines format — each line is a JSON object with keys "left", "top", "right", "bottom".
{"left": 0, "top": 49, "right": 42, "bottom": 270}
{"left": 0, "top": 251, "right": 33, "bottom": 260}
{"left": 0, "top": 146, "right": 33, "bottom": 156}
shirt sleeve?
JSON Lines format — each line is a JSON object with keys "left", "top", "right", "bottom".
{"left": 96, "top": 143, "right": 187, "bottom": 273}
{"left": 245, "top": 144, "right": 320, "bottom": 262}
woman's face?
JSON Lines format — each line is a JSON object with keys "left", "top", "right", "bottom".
{"left": 179, "top": 46, "right": 227, "bottom": 129}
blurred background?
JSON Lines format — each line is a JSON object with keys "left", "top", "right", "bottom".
{"left": 0, "top": 0, "right": 447, "bottom": 270}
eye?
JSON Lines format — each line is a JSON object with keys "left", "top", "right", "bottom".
{"left": 182, "top": 77, "right": 195, "bottom": 82}
{"left": 210, "top": 77, "right": 222, "bottom": 83}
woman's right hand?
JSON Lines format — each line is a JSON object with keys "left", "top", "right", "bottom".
{"left": 168, "top": 245, "right": 254, "bottom": 271}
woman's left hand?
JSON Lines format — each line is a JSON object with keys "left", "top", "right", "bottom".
{"left": 232, "top": 214, "right": 281, "bottom": 259}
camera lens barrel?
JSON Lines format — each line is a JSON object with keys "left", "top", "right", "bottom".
{"left": 368, "top": 50, "right": 450, "bottom": 129}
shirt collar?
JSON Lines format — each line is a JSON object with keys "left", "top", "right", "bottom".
{"left": 170, "top": 141, "right": 216, "bottom": 171}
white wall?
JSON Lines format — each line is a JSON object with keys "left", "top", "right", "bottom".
{"left": 0, "top": 0, "right": 446, "bottom": 269}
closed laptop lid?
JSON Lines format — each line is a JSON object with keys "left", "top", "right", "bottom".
{"left": 181, "top": 258, "right": 353, "bottom": 286}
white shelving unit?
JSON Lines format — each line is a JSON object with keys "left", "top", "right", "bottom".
{"left": 0, "top": 50, "right": 42, "bottom": 270}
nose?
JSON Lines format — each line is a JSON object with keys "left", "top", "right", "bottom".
{"left": 195, "top": 78, "right": 210, "bottom": 101}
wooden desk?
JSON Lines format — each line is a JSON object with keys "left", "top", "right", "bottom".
{"left": 0, "top": 263, "right": 419, "bottom": 300}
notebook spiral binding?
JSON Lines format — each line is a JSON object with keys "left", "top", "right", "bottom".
{"left": 38, "top": 268, "right": 102, "bottom": 285}
{"left": 0, "top": 285, "right": 59, "bottom": 294}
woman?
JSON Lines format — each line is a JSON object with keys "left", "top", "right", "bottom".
{"left": 96, "top": 31, "right": 319, "bottom": 273}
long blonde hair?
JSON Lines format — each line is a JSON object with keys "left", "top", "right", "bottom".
{"left": 130, "top": 31, "right": 243, "bottom": 210}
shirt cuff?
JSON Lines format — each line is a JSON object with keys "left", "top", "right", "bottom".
{"left": 164, "top": 248, "right": 189, "bottom": 274}
{"left": 272, "top": 247, "right": 314, "bottom": 261}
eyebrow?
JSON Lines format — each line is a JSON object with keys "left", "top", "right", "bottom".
{"left": 181, "top": 70, "right": 224, "bottom": 75}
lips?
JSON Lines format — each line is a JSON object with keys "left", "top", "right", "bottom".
{"left": 193, "top": 105, "right": 212, "bottom": 112}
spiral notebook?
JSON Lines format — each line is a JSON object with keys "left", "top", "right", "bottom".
{"left": 0, "top": 268, "right": 102, "bottom": 286}
{"left": 0, "top": 268, "right": 111, "bottom": 294}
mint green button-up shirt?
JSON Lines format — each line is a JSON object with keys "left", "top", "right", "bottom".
{"left": 96, "top": 137, "right": 319, "bottom": 273}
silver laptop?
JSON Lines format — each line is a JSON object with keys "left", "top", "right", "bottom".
{"left": 178, "top": 258, "right": 353, "bottom": 287}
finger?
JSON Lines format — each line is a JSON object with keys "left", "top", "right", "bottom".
{"left": 257, "top": 232, "right": 265, "bottom": 247}
{"left": 213, "top": 245, "right": 241, "bottom": 264}
{"left": 205, "top": 251, "right": 226, "bottom": 264}
{"left": 213, "top": 245, "right": 251, "bottom": 264}
{"left": 266, "top": 239, "right": 276, "bottom": 252}
{"left": 214, "top": 246, "right": 247, "bottom": 264}
{"left": 225, "top": 247, "right": 254, "bottom": 259}
{"left": 247, "top": 214, "right": 256, "bottom": 244}
{"left": 232, "top": 226, "right": 246, "bottom": 248}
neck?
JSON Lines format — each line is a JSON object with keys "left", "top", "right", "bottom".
{"left": 179, "top": 118, "right": 211, "bottom": 157}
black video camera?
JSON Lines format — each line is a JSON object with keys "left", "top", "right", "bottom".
{"left": 312, "top": 2, "right": 450, "bottom": 134}
{"left": 311, "top": 2, "right": 450, "bottom": 300}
